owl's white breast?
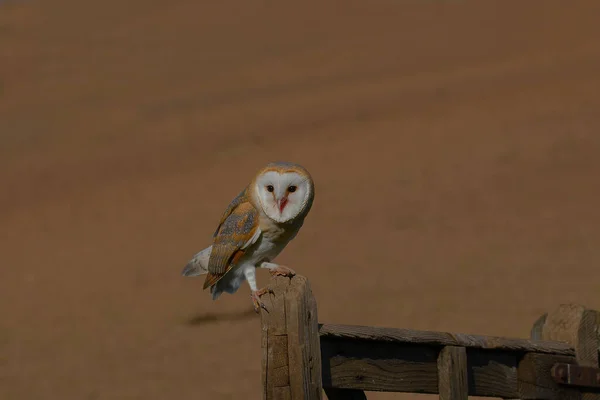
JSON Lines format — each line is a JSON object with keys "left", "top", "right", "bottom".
{"left": 238, "top": 214, "right": 300, "bottom": 264}
{"left": 245, "top": 231, "right": 287, "bottom": 264}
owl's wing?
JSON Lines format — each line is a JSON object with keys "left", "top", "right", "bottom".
{"left": 212, "top": 187, "right": 249, "bottom": 238}
{"left": 202, "top": 200, "right": 261, "bottom": 289}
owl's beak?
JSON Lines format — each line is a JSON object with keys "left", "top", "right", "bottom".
{"left": 277, "top": 197, "right": 288, "bottom": 213}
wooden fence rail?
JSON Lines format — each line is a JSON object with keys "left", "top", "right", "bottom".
{"left": 259, "top": 275, "right": 600, "bottom": 400}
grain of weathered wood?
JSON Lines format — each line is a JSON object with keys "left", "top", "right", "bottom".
{"left": 321, "top": 337, "right": 439, "bottom": 393}
{"left": 466, "top": 349, "right": 519, "bottom": 398}
{"left": 541, "top": 304, "right": 600, "bottom": 400}
{"left": 261, "top": 276, "right": 292, "bottom": 400}
{"left": 319, "top": 323, "right": 574, "bottom": 356}
{"left": 321, "top": 336, "right": 521, "bottom": 397}
{"left": 518, "top": 353, "right": 580, "bottom": 400}
{"left": 437, "top": 346, "right": 468, "bottom": 400}
{"left": 269, "top": 335, "right": 291, "bottom": 387}
{"left": 285, "top": 276, "right": 323, "bottom": 400}
{"left": 323, "top": 388, "right": 367, "bottom": 400}
{"left": 273, "top": 387, "right": 292, "bottom": 400}
{"left": 522, "top": 311, "right": 581, "bottom": 399}
{"left": 542, "top": 304, "right": 599, "bottom": 367}
{"left": 260, "top": 276, "right": 323, "bottom": 400}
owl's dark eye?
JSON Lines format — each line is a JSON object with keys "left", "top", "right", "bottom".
{"left": 288, "top": 185, "right": 297, "bottom": 193}
{"left": 266, "top": 185, "right": 274, "bottom": 192}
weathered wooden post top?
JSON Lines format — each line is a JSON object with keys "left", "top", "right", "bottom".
{"left": 259, "top": 275, "right": 600, "bottom": 400}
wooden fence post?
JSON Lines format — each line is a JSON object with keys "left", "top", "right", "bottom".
{"left": 541, "top": 304, "right": 599, "bottom": 370}
{"left": 541, "top": 304, "right": 600, "bottom": 400}
{"left": 437, "top": 346, "right": 468, "bottom": 400}
{"left": 260, "top": 275, "right": 323, "bottom": 400}
{"left": 519, "top": 304, "right": 600, "bottom": 400}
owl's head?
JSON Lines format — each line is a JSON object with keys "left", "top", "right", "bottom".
{"left": 251, "top": 162, "right": 315, "bottom": 223}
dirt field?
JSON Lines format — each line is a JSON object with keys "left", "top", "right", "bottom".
{"left": 2, "top": 1, "right": 600, "bottom": 399}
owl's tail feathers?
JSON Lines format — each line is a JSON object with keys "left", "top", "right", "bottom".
{"left": 210, "top": 285, "right": 222, "bottom": 300}
{"left": 181, "top": 246, "right": 212, "bottom": 277}
{"left": 181, "top": 261, "right": 206, "bottom": 277}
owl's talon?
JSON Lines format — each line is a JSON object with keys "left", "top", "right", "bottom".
{"left": 270, "top": 265, "right": 296, "bottom": 278}
{"left": 256, "top": 287, "right": 274, "bottom": 297}
{"left": 251, "top": 289, "right": 271, "bottom": 313}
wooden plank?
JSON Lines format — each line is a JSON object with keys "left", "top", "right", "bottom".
{"left": 285, "top": 275, "right": 323, "bottom": 400}
{"left": 319, "top": 323, "right": 574, "bottom": 356}
{"left": 437, "top": 346, "right": 468, "bottom": 400}
{"left": 321, "top": 336, "right": 520, "bottom": 397}
{"left": 518, "top": 353, "right": 580, "bottom": 400}
{"left": 321, "top": 337, "right": 439, "bottom": 393}
{"left": 466, "top": 349, "right": 519, "bottom": 398}
{"left": 324, "top": 388, "right": 367, "bottom": 400}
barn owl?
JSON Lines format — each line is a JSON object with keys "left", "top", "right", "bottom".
{"left": 181, "top": 161, "right": 315, "bottom": 313}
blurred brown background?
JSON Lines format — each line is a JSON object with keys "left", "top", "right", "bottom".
{"left": 2, "top": 1, "right": 600, "bottom": 399}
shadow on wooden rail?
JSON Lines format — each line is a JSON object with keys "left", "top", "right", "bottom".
{"left": 259, "top": 275, "right": 600, "bottom": 400}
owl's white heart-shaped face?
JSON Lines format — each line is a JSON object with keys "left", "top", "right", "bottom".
{"left": 254, "top": 169, "right": 313, "bottom": 223}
